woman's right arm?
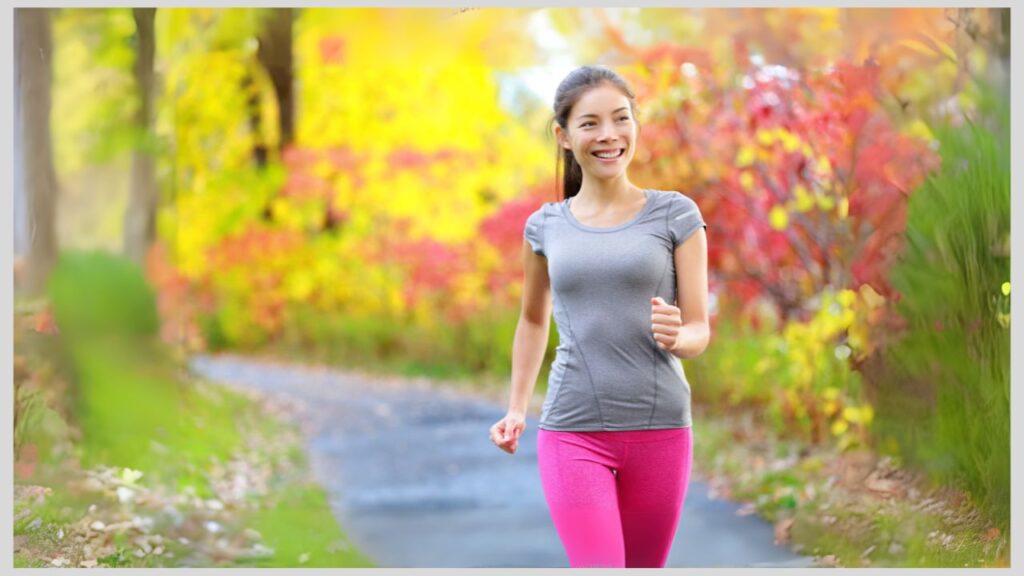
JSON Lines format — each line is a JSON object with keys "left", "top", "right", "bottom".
{"left": 490, "top": 239, "right": 551, "bottom": 454}
{"left": 507, "top": 239, "right": 552, "bottom": 416}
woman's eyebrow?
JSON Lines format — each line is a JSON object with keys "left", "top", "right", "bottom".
{"left": 576, "top": 107, "right": 629, "bottom": 120}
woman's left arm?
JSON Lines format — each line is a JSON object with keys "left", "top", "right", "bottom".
{"left": 668, "top": 227, "right": 710, "bottom": 359}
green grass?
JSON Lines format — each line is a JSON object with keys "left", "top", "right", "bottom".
{"left": 15, "top": 308, "right": 374, "bottom": 568}
{"left": 692, "top": 405, "right": 1009, "bottom": 568}
{"left": 878, "top": 80, "right": 1010, "bottom": 528}
{"left": 236, "top": 482, "right": 375, "bottom": 568}
{"left": 791, "top": 499, "right": 1004, "bottom": 568}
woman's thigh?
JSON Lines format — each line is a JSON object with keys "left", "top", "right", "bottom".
{"left": 536, "top": 429, "right": 626, "bottom": 568}
{"left": 616, "top": 427, "right": 693, "bottom": 568}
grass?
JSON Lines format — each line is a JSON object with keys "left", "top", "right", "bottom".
{"left": 691, "top": 405, "right": 1009, "bottom": 568}
{"left": 14, "top": 308, "right": 376, "bottom": 569}
{"left": 878, "top": 81, "right": 1010, "bottom": 528}
{"left": 237, "top": 482, "right": 374, "bottom": 568}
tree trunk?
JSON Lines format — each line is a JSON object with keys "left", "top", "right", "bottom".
{"left": 259, "top": 8, "right": 294, "bottom": 149}
{"left": 17, "top": 8, "right": 59, "bottom": 295}
{"left": 123, "top": 7, "right": 158, "bottom": 265}
{"left": 248, "top": 7, "right": 294, "bottom": 169}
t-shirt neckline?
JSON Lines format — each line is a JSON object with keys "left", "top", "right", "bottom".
{"left": 561, "top": 188, "right": 654, "bottom": 233}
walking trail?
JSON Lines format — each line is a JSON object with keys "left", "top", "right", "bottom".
{"left": 190, "top": 354, "right": 814, "bottom": 568}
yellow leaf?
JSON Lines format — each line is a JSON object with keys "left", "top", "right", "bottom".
{"left": 842, "top": 406, "right": 861, "bottom": 424}
{"left": 861, "top": 404, "right": 874, "bottom": 425}
{"left": 859, "top": 284, "right": 886, "bottom": 308}
{"left": 287, "top": 271, "right": 315, "bottom": 301}
{"left": 922, "top": 32, "right": 957, "bottom": 61}
{"left": 815, "top": 155, "right": 832, "bottom": 176}
{"left": 838, "top": 196, "right": 849, "bottom": 219}
{"left": 899, "top": 38, "right": 940, "bottom": 57}
{"left": 906, "top": 119, "right": 934, "bottom": 143}
{"left": 794, "top": 184, "right": 815, "bottom": 212}
{"left": 817, "top": 194, "right": 835, "bottom": 211}
{"left": 836, "top": 289, "right": 856, "bottom": 308}
{"left": 756, "top": 129, "right": 775, "bottom": 147}
{"left": 769, "top": 205, "right": 789, "bottom": 230}
{"left": 736, "top": 145, "right": 757, "bottom": 168}
{"left": 831, "top": 419, "right": 849, "bottom": 436}
{"left": 740, "top": 171, "right": 755, "bottom": 191}
{"left": 777, "top": 128, "right": 800, "bottom": 153}
{"left": 1001, "top": 282, "right": 1010, "bottom": 296}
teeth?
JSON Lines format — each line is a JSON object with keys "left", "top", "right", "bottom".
{"left": 594, "top": 149, "right": 623, "bottom": 158}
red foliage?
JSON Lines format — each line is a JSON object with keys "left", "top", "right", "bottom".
{"left": 478, "top": 193, "right": 545, "bottom": 254}
{"left": 624, "top": 43, "right": 940, "bottom": 318}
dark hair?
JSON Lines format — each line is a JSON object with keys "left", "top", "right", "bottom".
{"left": 548, "top": 65, "right": 640, "bottom": 200}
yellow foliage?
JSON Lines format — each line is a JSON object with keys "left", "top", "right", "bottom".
{"left": 293, "top": 9, "right": 549, "bottom": 244}
{"left": 736, "top": 145, "right": 757, "bottom": 168}
{"left": 793, "top": 184, "right": 815, "bottom": 213}
{"left": 776, "top": 128, "right": 801, "bottom": 153}
{"left": 769, "top": 205, "right": 789, "bottom": 230}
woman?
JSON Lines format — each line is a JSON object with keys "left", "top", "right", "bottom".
{"left": 488, "top": 65, "right": 710, "bottom": 568}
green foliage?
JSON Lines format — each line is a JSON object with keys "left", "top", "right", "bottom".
{"left": 690, "top": 292, "right": 869, "bottom": 446}
{"left": 48, "top": 250, "right": 160, "bottom": 340}
{"left": 237, "top": 483, "right": 375, "bottom": 568}
{"left": 53, "top": 8, "right": 149, "bottom": 172}
{"left": 878, "top": 81, "right": 1010, "bottom": 527}
{"left": 44, "top": 250, "right": 247, "bottom": 476}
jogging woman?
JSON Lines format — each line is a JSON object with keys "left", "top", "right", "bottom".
{"left": 488, "top": 65, "right": 710, "bottom": 568}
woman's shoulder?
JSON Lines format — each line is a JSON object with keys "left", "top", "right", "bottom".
{"left": 648, "top": 188, "right": 698, "bottom": 202}
{"left": 647, "top": 189, "right": 700, "bottom": 211}
{"left": 531, "top": 198, "right": 567, "bottom": 217}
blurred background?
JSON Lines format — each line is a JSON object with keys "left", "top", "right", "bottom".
{"left": 13, "top": 7, "right": 1010, "bottom": 568}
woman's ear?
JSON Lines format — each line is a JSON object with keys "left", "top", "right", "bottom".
{"left": 554, "top": 125, "right": 571, "bottom": 150}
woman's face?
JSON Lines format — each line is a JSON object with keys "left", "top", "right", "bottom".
{"left": 557, "top": 83, "right": 637, "bottom": 180}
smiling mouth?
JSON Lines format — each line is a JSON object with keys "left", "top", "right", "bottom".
{"left": 592, "top": 149, "right": 625, "bottom": 160}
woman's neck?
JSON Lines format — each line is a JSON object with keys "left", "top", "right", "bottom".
{"left": 573, "top": 177, "right": 643, "bottom": 207}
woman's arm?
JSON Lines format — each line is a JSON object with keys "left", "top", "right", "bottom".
{"left": 669, "top": 227, "right": 710, "bottom": 359}
{"left": 507, "top": 239, "right": 552, "bottom": 416}
{"left": 491, "top": 240, "right": 551, "bottom": 454}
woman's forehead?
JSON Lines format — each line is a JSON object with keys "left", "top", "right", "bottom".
{"left": 572, "top": 86, "right": 631, "bottom": 118}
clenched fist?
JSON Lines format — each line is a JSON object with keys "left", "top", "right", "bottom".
{"left": 651, "top": 296, "right": 682, "bottom": 353}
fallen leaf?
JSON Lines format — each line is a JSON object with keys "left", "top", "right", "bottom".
{"left": 774, "top": 517, "right": 795, "bottom": 545}
{"left": 865, "top": 471, "right": 900, "bottom": 496}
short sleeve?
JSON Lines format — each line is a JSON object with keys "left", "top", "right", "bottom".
{"left": 523, "top": 206, "right": 546, "bottom": 256}
{"left": 668, "top": 193, "right": 706, "bottom": 246}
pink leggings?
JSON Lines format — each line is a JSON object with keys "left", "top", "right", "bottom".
{"left": 537, "top": 427, "right": 693, "bottom": 568}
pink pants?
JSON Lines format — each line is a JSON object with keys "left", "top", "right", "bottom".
{"left": 537, "top": 427, "right": 693, "bottom": 568}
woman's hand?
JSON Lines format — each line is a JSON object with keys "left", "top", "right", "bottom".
{"left": 490, "top": 410, "right": 526, "bottom": 454}
{"left": 651, "top": 296, "right": 683, "bottom": 353}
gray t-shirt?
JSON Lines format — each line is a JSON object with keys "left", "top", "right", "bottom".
{"left": 523, "top": 188, "right": 706, "bottom": 431}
